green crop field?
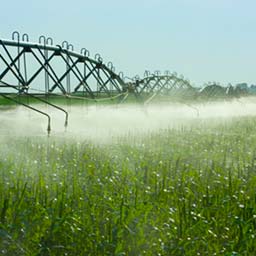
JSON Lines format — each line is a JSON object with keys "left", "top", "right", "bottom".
{"left": 1, "top": 108, "right": 256, "bottom": 255}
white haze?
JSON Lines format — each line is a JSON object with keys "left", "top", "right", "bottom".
{"left": 1, "top": 97, "right": 256, "bottom": 142}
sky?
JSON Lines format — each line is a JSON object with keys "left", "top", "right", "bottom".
{"left": 1, "top": 0, "right": 256, "bottom": 87}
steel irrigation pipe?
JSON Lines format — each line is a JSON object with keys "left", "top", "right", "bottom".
{"left": 12, "top": 31, "right": 20, "bottom": 41}
{"left": 68, "top": 44, "right": 74, "bottom": 51}
{"left": 80, "top": 48, "right": 90, "bottom": 57}
{"left": 61, "top": 41, "right": 72, "bottom": 93}
{"left": 44, "top": 37, "right": 53, "bottom": 94}
{"left": 94, "top": 53, "right": 103, "bottom": 63}
{"left": 61, "top": 40, "right": 69, "bottom": 49}
{"left": 107, "top": 61, "right": 113, "bottom": 70}
{"left": 39, "top": 35, "right": 46, "bottom": 45}
{"left": 22, "top": 33, "right": 29, "bottom": 42}
{"left": 0, "top": 93, "right": 51, "bottom": 135}
{"left": 21, "top": 34, "right": 29, "bottom": 89}
{"left": 39, "top": 35, "right": 50, "bottom": 93}
{"left": 94, "top": 53, "right": 100, "bottom": 59}
{"left": 11, "top": 31, "right": 21, "bottom": 88}
{"left": 46, "top": 37, "right": 53, "bottom": 45}
{"left": 80, "top": 48, "right": 90, "bottom": 96}
{"left": 108, "top": 62, "right": 115, "bottom": 72}
{"left": 26, "top": 93, "right": 68, "bottom": 128}
{"left": 118, "top": 72, "right": 124, "bottom": 80}
{"left": 0, "top": 80, "right": 68, "bottom": 128}
{"left": 144, "top": 70, "right": 151, "bottom": 77}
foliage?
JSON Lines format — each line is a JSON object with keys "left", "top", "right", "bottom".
{"left": 1, "top": 117, "right": 256, "bottom": 255}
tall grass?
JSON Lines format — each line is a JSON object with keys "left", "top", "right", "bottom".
{"left": 1, "top": 116, "right": 256, "bottom": 255}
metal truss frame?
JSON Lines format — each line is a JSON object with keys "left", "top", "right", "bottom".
{"left": 0, "top": 32, "right": 125, "bottom": 98}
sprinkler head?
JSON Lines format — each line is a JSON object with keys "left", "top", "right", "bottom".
{"left": 47, "top": 124, "right": 51, "bottom": 136}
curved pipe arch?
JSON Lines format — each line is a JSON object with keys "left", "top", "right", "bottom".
{"left": 12, "top": 31, "right": 20, "bottom": 42}
{"left": 39, "top": 35, "right": 46, "bottom": 45}
{"left": 61, "top": 40, "right": 69, "bottom": 50}
{"left": 81, "top": 48, "right": 90, "bottom": 57}
{"left": 22, "top": 33, "right": 29, "bottom": 42}
{"left": 46, "top": 37, "right": 54, "bottom": 45}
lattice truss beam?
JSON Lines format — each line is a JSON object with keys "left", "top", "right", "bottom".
{"left": 133, "top": 73, "right": 195, "bottom": 97}
{"left": 0, "top": 35, "right": 125, "bottom": 98}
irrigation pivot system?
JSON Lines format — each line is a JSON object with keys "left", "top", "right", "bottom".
{"left": 0, "top": 32, "right": 129, "bottom": 133}
{"left": 0, "top": 31, "right": 250, "bottom": 133}
{"left": 130, "top": 71, "right": 198, "bottom": 103}
{"left": 0, "top": 32, "right": 125, "bottom": 96}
